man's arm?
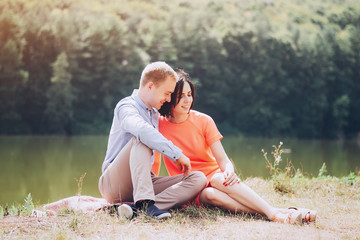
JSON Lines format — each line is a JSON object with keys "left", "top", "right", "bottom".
{"left": 118, "top": 103, "right": 182, "bottom": 162}
{"left": 174, "top": 154, "right": 191, "bottom": 177}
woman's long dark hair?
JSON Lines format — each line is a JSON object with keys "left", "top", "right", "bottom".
{"left": 159, "top": 69, "right": 195, "bottom": 117}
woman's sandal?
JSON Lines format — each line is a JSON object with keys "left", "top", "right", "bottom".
{"left": 271, "top": 209, "right": 302, "bottom": 224}
{"left": 288, "top": 207, "right": 317, "bottom": 223}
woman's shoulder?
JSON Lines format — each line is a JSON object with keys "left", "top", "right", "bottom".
{"left": 189, "top": 110, "right": 214, "bottom": 123}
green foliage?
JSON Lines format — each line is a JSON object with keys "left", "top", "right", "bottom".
{"left": 171, "top": 204, "right": 230, "bottom": 222}
{"left": 45, "top": 52, "right": 74, "bottom": 134}
{"left": 21, "top": 193, "right": 34, "bottom": 216}
{"left": 0, "top": 0, "right": 359, "bottom": 138}
{"left": 333, "top": 95, "right": 350, "bottom": 134}
{"left": 0, "top": 8, "right": 28, "bottom": 134}
{"left": 339, "top": 171, "right": 359, "bottom": 186}
{"left": 262, "top": 142, "right": 295, "bottom": 193}
{"left": 318, "top": 163, "right": 328, "bottom": 178}
{"left": 262, "top": 142, "right": 360, "bottom": 194}
{"left": 76, "top": 172, "right": 86, "bottom": 196}
{"left": 69, "top": 214, "right": 79, "bottom": 231}
{"left": 0, "top": 193, "right": 34, "bottom": 217}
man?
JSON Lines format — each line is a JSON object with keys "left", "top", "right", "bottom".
{"left": 98, "top": 62, "right": 207, "bottom": 219}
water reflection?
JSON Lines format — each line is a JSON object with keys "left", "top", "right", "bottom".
{"left": 0, "top": 136, "right": 106, "bottom": 206}
{"left": 221, "top": 137, "right": 360, "bottom": 179}
{"left": 0, "top": 136, "right": 359, "bottom": 205}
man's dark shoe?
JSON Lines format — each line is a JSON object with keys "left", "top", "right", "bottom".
{"left": 146, "top": 202, "right": 171, "bottom": 220}
{"left": 136, "top": 200, "right": 171, "bottom": 220}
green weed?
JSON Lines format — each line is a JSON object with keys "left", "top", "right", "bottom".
{"left": 262, "top": 142, "right": 295, "bottom": 193}
{"left": 21, "top": 193, "right": 34, "bottom": 216}
{"left": 69, "top": 214, "right": 79, "bottom": 231}
{"left": 262, "top": 141, "right": 360, "bottom": 197}
{"left": 340, "top": 172, "right": 360, "bottom": 186}
{"left": 76, "top": 172, "right": 87, "bottom": 196}
{"left": 318, "top": 163, "right": 328, "bottom": 178}
{"left": 1, "top": 194, "right": 34, "bottom": 217}
{"left": 175, "top": 204, "right": 227, "bottom": 220}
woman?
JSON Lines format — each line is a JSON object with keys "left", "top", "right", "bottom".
{"left": 155, "top": 69, "right": 316, "bottom": 224}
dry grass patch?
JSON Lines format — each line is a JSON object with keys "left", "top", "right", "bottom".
{"left": 1, "top": 176, "right": 359, "bottom": 240}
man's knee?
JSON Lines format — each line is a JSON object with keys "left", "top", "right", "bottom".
{"left": 131, "top": 137, "right": 152, "bottom": 155}
{"left": 188, "top": 171, "right": 207, "bottom": 189}
{"left": 130, "top": 137, "right": 153, "bottom": 168}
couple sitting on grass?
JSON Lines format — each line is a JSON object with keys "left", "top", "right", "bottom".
{"left": 44, "top": 62, "right": 316, "bottom": 224}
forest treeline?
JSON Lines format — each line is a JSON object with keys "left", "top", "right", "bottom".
{"left": 1, "top": 0, "right": 359, "bottom": 138}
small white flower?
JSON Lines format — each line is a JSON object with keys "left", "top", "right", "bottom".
{"left": 280, "top": 141, "right": 283, "bottom": 145}
{"left": 275, "top": 156, "right": 281, "bottom": 164}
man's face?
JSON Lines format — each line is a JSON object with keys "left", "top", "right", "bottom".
{"left": 148, "top": 77, "right": 176, "bottom": 110}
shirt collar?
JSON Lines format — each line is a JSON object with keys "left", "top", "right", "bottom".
{"left": 131, "top": 89, "right": 157, "bottom": 113}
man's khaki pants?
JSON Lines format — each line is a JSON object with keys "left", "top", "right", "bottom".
{"left": 98, "top": 137, "right": 207, "bottom": 210}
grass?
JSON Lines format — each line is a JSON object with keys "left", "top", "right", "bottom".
{"left": 1, "top": 175, "right": 360, "bottom": 239}
{"left": 1, "top": 142, "right": 360, "bottom": 239}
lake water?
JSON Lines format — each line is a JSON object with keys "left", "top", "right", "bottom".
{"left": 1, "top": 135, "right": 359, "bottom": 206}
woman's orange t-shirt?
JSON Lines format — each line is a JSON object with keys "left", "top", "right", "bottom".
{"left": 153, "top": 110, "right": 223, "bottom": 181}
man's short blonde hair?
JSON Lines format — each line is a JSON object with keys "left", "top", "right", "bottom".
{"left": 140, "top": 61, "right": 178, "bottom": 87}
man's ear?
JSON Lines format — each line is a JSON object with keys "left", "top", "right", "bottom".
{"left": 147, "top": 81, "right": 154, "bottom": 90}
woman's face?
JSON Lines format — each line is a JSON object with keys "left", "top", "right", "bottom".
{"left": 172, "top": 81, "right": 193, "bottom": 116}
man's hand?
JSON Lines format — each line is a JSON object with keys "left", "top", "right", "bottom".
{"left": 175, "top": 154, "right": 191, "bottom": 177}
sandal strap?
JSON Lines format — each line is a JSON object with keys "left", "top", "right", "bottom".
{"left": 304, "top": 212, "right": 311, "bottom": 223}
{"left": 288, "top": 207, "right": 298, "bottom": 210}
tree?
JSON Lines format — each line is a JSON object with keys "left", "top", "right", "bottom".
{"left": 0, "top": 9, "right": 28, "bottom": 133}
{"left": 44, "top": 52, "right": 74, "bottom": 134}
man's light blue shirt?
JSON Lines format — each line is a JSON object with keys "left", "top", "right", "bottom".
{"left": 102, "top": 89, "right": 182, "bottom": 173}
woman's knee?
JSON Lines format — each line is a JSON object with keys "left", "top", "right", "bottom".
{"left": 210, "top": 172, "right": 226, "bottom": 188}
{"left": 199, "top": 188, "right": 221, "bottom": 205}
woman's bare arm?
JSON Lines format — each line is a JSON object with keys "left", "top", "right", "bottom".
{"left": 210, "top": 141, "right": 239, "bottom": 186}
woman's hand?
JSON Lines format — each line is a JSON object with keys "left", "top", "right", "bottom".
{"left": 223, "top": 164, "right": 240, "bottom": 186}
{"left": 210, "top": 141, "right": 240, "bottom": 186}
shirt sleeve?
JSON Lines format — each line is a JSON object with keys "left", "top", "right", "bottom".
{"left": 203, "top": 115, "right": 223, "bottom": 146}
{"left": 117, "top": 103, "right": 182, "bottom": 161}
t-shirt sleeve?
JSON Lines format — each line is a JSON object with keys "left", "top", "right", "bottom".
{"left": 203, "top": 115, "right": 223, "bottom": 146}
{"left": 151, "top": 151, "right": 162, "bottom": 176}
